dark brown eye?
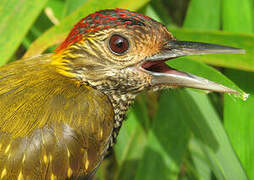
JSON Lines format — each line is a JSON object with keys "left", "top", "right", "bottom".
{"left": 109, "top": 34, "right": 129, "bottom": 55}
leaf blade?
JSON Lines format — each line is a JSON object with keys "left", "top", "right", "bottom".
{"left": 135, "top": 91, "right": 191, "bottom": 180}
{"left": 222, "top": 0, "right": 254, "bottom": 178}
{"left": 0, "top": 0, "right": 48, "bottom": 65}
{"left": 180, "top": 89, "right": 248, "bottom": 180}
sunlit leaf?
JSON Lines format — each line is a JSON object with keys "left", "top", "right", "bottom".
{"left": 222, "top": 0, "right": 254, "bottom": 179}
{"left": 184, "top": 0, "right": 220, "bottom": 30}
{"left": 222, "top": 0, "right": 253, "bottom": 33}
{"left": 0, "top": 0, "right": 48, "bottom": 65}
{"left": 62, "top": 0, "right": 88, "bottom": 18}
{"left": 46, "top": 0, "right": 65, "bottom": 21}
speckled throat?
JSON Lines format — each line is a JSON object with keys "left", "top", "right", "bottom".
{"left": 103, "top": 91, "right": 137, "bottom": 147}
{"left": 85, "top": 72, "right": 147, "bottom": 149}
{"left": 88, "top": 80, "right": 138, "bottom": 148}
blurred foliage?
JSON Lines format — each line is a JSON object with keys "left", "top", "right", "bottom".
{"left": 0, "top": 0, "right": 253, "bottom": 179}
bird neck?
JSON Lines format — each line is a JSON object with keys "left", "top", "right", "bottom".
{"left": 104, "top": 91, "right": 137, "bottom": 146}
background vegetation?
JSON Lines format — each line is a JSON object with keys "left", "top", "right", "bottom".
{"left": 0, "top": 0, "right": 253, "bottom": 179}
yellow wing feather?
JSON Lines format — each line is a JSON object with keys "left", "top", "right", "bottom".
{"left": 0, "top": 55, "right": 114, "bottom": 179}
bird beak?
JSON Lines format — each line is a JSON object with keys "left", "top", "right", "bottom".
{"left": 140, "top": 40, "right": 245, "bottom": 94}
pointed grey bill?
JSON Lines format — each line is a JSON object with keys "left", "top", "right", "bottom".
{"left": 146, "top": 40, "right": 245, "bottom": 61}
{"left": 145, "top": 40, "right": 245, "bottom": 94}
{"left": 149, "top": 71, "right": 239, "bottom": 94}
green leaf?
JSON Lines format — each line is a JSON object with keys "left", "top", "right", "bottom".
{"left": 224, "top": 75, "right": 254, "bottom": 179}
{"left": 46, "top": 0, "right": 65, "bottom": 21}
{"left": 170, "top": 28, "right": 254, "bottom": 72}
{"left": 222, "top": 0, "right": 253, "bottom": 33}
{"left": 0, "top": 0, "right": 48, "bottom": 65}
{"left": 135, "top": 91, "right": 191, "bottom": 180}
{"left": 24, "top": 0, "right": 150, "bottom": 57}
{"left": 113, "top": 94, "right": 150, "bottom": 180}
{"left": 189, "top": 138, "right": 212, "bottom": 180}
{"left": 178, "top": 89, "right": 248, "bottom": 180}
{"left": 62, "top": 0, "right": 88, "bottom": 18}
{"left": 222, "top": 0, "right": 254, "bottom": 179}
{"left": 178, "top": 1, "right": 248, "bottom": 179}
{"left": 114, "top": 106, "right": 147, "bottom": 180}
{"left": 184, "top": 0, "right": 220, "bottom": 30}
{"left": 140, "top": 4, "right": 163, "bottom": 22}
{"left": 148, "top": 0, "right": 173, "bottom": 26}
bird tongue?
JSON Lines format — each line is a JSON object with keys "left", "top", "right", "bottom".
{"left": 138, "top": 40, "right": 245, "bottom": 95}
{"left": 141, "top": 60, "right": 188, "bottom": 76}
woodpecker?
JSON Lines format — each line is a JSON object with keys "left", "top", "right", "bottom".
{"left": 0, "top": 8, "right": 243, "bottom": 180}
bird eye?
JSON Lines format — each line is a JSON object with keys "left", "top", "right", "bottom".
{"left": 109, "top": 34, "right": 129, "bottom": 55}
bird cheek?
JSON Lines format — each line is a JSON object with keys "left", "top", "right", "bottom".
{"left": 136, "top": 70, "right": 152, "bottom": 88}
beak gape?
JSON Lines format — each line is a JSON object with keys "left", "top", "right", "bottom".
{"left": 141, "top": 40, "right": 245, "bottom": 94}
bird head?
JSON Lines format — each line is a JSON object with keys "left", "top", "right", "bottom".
{"left": 53, "top": 8, "right": 243, "bottom": 96}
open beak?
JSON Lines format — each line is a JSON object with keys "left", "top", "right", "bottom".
{"left": 140, "top": 40, "right": 245, "bottom": 94}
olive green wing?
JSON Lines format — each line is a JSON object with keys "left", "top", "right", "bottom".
{"left": 0, "top": 55, "right": 114, "bottom": 179}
